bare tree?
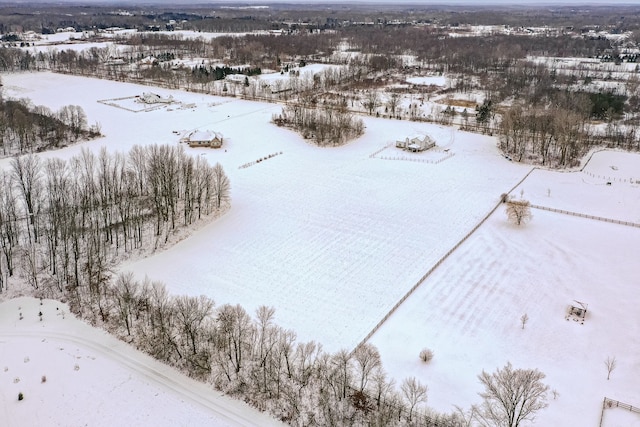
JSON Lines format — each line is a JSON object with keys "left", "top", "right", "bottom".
{"left": 473, "top": 362, "right": 549, "bottom": 427}
{"left": 11, "top": 154, "right": 42, "bottom": 242}
{"left": 111, "top": 271, "right": 139, "bottom": 336}
{"left": 605, "top": 356, "right": 617, "bottom": 380}
{"left": 362, "top": 90, "right": 380, "bottom": 116}
{"left": 506, "top": 199, "right": 532, "bottom": 226}
{"left": 520, "top": 313, "right": 529, "bottom": 330}
{"left": 212, "top": 162, "right": 231, "bottom": 210}
{"left": 401, "top": 376, "right": 428, "bottom": 422}
{"left": 386, "top": 92, "right": 400, "bottom": 117}
{"left": 352, "top": 342, "right": 381, "bottom": 393}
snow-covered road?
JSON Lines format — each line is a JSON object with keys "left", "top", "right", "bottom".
{"left": 0, "top": 297, "right": 283, "bottom": 427}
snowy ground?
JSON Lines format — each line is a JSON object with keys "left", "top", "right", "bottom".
{"left": 406, "top": 76, "right": 448, "bottom": 87}
{"left": 1, "top": 71, "right": 639, "bottom": 425}
{"left": 0, "top": 297, "right": 284, "bottom": 427}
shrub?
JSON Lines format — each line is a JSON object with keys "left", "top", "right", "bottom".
{"left": 18, "top": 392, "right": 24, "bottom": 401}
{"left": 41, "top": 375, "right": 47, "bottom": 383}
{"left": 419, "top": 348, "right": 434, "bottom": 363}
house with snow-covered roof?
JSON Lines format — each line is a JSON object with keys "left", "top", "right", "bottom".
{"left": 396, "top": 135, "right": 436, "bottom": 152}
{"left": 139, "top": 92, "right": 173, "bottom": 104}
{"left": 183, "top": 130, "right": 224, "bottom": 148}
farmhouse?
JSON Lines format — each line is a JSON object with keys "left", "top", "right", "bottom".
{"left": 183, "top": 130, "right": 224, "bottom": 148}
{"left": 226, "top": 74, "right": 248, "bottom": 84}
{"left": 139, "top": 92, "right": 174, "bottom": 104}
{"left": 396, "top": 135, "right": 436, "bottom": 152}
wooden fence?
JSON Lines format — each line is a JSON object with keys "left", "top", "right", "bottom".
{"left": 238, "top": 151, "right": 283, "bottom": 169}
{"left": 376, "top": 153, "right": 456, "bottom": 164}
{"left": 581, "top": 170, "right": 640, "bottom": 184}
{"left": 599, "top": 397, "right": 640, "bottom": 427}
{"left": 351, "top": 168, "right": 537, "bottom": 353}
{"left": 530, "top": 204, "right": 640, "bottom": 228}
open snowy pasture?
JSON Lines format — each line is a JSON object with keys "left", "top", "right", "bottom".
{"left": 511, "top": 150, "right": 640, "bottom": 224}
{"left": 369, "top": 199, "right": 640, "bottom": 425}
{"left": 4, "top": 71, "right": 638, "bottom": 425}
{"left": 0, "top": 72, "right": 524, "bottom": 353}
{"left": 5, "top": 73, "right": 530, "bottom": 353}
{"left": 120, "top": 116, "right": 529, "bottom": 351}
{"left": 0, "top": 297, "right": 283, "bottom": 427}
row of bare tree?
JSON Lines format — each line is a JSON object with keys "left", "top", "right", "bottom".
{"left": 0, "top": 96, "right": 96, "bottom": 156}
{"left": 0, "top": 145, "right": 230, "bottom": 303}
{"left": 57, "top": 267, "right": 551, "bottom": 427}
{"left": 75, "top": 271, "right": 465, "bottom": 426}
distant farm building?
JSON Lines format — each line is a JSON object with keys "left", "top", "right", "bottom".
{"left": 138, "top": 92, "right": 174, "bottom": 104}
{"left": 225, "top": 74, "right": 248, "bottom": 84}
{"left": 396, "top": 135, "right": 436, "bottom": 152}
{"left": 182, "top": 130, "right": 224, "bottom": 148}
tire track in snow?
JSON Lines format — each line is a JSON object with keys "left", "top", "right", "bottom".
{"left": 0, "top": 329, "right": 283, "bottom": 427}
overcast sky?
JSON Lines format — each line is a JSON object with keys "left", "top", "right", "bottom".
{"left": 8, "top": 0, "right": 638, "bottom": 4}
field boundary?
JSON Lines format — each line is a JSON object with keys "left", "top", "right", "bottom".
{"left": 97, "top": 96, "right": 168, "bottom": 113}
{"left": 530, "top": 204, "right": 640, "bottom": 228}
{"left": 238, "top": 152, "right": 283, "bottom": 169}
{"left": 369, "top": 143, "right": 455, "bottom": 164}
{"left": 581, "top": 170, "right": 640, "bottom": 184}
{"left": 352, "top": 168, "right": 537, "bottom": 352}
{"left": 599, "top": 397, "right": 640, "bottom": 427}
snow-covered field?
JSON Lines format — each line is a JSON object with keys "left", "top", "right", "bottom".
{"left": 407, "top": 76, "right": 448, "bottom": 87}
{"left": 1, "top": 71, "right": 639, "bottom": 425}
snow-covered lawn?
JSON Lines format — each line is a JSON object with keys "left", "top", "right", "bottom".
{"left": 406, "top": 76, "right": 448, "bottom": 87}
{"left": 0, "top": 297, "right": 284, "bottom": 427}
{"left": 369, "top": 208, "right": 640, "bottom": 425}
{"left": 1, "top": 71, "right": 639, "bottom": 425}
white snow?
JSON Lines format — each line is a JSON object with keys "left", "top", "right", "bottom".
{"left": 406, "top": 75, "right": 448, "bottom": 87}
{"left": 0, "top": 297, "right": 284, "bottom": 427}
{"left": 1, "top": 71, "right": 639, "bottom": 425}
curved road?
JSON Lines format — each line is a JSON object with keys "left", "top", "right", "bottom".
{"left": 0, "top": 327, "right": 283, "bottom": 427}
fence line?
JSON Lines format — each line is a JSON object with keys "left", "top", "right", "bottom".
{"left": 530, "top": 204, "right": 640, "bottom": 228}
{"left": 375, "top": 152, "right": 456, "bottom": 164}
{"left": 352, "top": 168, "right": 538, "bottom": 353}
{"left": 581, "top": 170, "right": 640, "bottom": 184}
{"left": 238, "top": 151, "right": 283, "bottom": 169}
{"left": 368, "top": 143, "right": 393, "bottom": 158}
{"left": 600, "top": 397, "right": 640, "bottom": 427}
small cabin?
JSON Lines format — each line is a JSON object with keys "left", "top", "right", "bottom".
{"left": 565, "top": 300, "right": 588, "bottom": 324}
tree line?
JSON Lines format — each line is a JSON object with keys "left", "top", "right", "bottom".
{"left": 0, "top": 144, "right": 230, "bottom": 304}
{"left": 0, "top": 96, "right": 98, "bottom": 156}
{"left": 3, "top": 16, "right": 638, "bottom": 167}
{"left": 42, "top": 262, "right": 550, "bottom": 427}
{"left": 273, "top": 101, "right": 364, "bottom": 147}
{"left": 67, "top": 270, "right": 465, "bottom": 426}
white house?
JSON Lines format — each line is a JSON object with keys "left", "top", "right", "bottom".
{"left": 396, "top": 135, "right": 436, "bottom": 152}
